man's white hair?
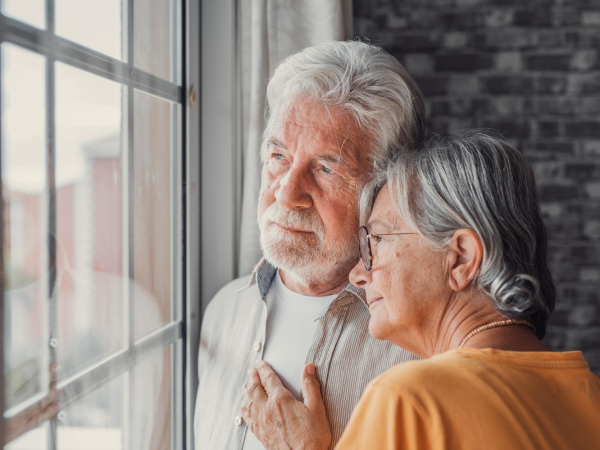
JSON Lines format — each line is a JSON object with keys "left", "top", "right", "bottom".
{"left": 261, "top": 40, "right": 426, "bottom": 169}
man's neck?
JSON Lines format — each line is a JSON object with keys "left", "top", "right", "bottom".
{"left": 278, "top": 268, "right": 349, "bottom": 297}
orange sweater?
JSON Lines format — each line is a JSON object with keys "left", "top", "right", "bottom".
{"left": 336, "top": 348, "right": 600, "bottom": 450}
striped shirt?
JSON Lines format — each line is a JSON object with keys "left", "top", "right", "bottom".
{"left": 194, "top": 260, "right": 419, "bottom": 449}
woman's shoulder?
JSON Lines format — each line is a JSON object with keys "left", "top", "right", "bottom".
{"left": 369, "top": 350, "right": 489, "bottom": 400}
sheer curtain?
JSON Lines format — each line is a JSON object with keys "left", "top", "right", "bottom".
{"left": 237, "top": 0, "right": 354, "bottom": 276}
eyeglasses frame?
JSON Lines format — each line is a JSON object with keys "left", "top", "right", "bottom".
{"left": 359, "top": 226, "right": 418, "bottom": 271}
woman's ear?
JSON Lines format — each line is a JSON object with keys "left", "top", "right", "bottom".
{"left": 446, "top": 229, "right": 483, "bottom": 292}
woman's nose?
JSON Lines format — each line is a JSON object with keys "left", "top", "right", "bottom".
{"left": 349, "top": 259, "right": 371, "bottom": 288}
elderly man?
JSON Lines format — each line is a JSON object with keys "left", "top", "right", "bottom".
{"left": 194, "top": 40, "right": 426, "bottom": 450}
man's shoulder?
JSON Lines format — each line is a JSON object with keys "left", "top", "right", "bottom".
{"left": 213, "top": 273, "right": 255, "bottom": 300}
{"left": 204, "top": 273, "right": 256, "bottom": 314}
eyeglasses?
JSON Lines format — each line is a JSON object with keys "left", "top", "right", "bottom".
{"left": 359, "top": 226, "right": 418, "bottom": 271}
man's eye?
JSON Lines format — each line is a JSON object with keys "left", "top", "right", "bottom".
{"left": 321, "top": 165, "right": 333, "bottom": 174}
{"left": 272, "top": 153, "right": 284, "bottom": 160}
{"left": 374, "top": 235, "right": 383, "bottom": 244}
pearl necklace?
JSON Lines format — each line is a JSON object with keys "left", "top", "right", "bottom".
{"left": 458, "top": 319, "right": 536, "bottom": 349}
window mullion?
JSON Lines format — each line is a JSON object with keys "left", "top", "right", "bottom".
{"left": 126, "top": 0, "right": 135, "bottom": 449}
{"left": 45, "top": 0, "right": 58, "bottom": 448}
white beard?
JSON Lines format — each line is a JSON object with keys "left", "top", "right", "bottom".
{"left": 258, "top": 202, "right": 358, "bottom": 283}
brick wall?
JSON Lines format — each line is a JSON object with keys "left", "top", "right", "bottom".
{"left": 354, "top": 0, "right": 600, "bottom": 374}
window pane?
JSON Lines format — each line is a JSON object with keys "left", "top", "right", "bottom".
{"left": 56, "top": 0, "right": 122, "bottom": 60}
{"left": 2, "top": 44, "right": 49, "bottom": 410}
{"left": 57, "top": 375, "right": 125, "bottom": 450}
{"left": 56, "top": 63, "right": 125, "bottom": 379}
{"left": 5, "top": 423, "right": 49, "bottom": 450}
{"left": 134, "top": 0, "right": 179, "bottom": 81}
{"left": 133, "top": 347, "right": 172, "bottom": 450}
{"left": 2, "top": 0, "right": 45, "bottom": 29}
{"left": 133, "top": 91, "right": 174, "bottom": 339}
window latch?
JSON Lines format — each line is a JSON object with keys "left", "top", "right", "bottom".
{"left": 189, "top": 85, "right": 198, "bottom": 109}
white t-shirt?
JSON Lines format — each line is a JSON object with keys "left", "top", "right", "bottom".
{"left": 242, "top": 270, "right": 338, "bottom": 450}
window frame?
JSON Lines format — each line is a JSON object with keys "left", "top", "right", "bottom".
{"left": 0, "top": 0, "right": 201, "bottom": 448}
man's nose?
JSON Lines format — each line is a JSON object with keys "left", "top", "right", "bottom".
{"left": 349, "top": 259, "right": 371, "bottom": 288}
{"left": 275, "top": 167, "right": 313, "bottom": 211}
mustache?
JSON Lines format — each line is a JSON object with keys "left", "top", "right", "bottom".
{"left": 261, "top": 203, "right": 325, "bottom": 236}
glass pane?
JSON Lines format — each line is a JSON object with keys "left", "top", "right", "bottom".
{"left": 5, "top": 422, "right": 49, "bottom": 450}
{"left": 2, "top": 0, "right": 45, "bottom": 29}
{"left": 56, "top": 63, "right": 125, "bottom": 379}
{"left": 56, "top": 0, "right": 122, "bottom": 60}
{"left": 133, "top": 91, "right": 173, "bottom": 339}
{"left": 2, "top": 44, "right": 49, "bottom": 411}
{"left": 57, "top": 375, "right": 125, "bottom": 450}
{"left": 133, "top": 347, "right": 172, "bottom": 450}
{"left": 134, "top": 0, "right": 179, "bottom": 82}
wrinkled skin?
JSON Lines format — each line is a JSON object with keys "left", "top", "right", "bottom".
{"left": 4, "top": 364, "right": 61, "bottom": 445}
{"left": 241, "top": 360, "right": 331, "bottom": 450}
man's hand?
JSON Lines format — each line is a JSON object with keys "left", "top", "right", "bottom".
{"left": 3, "top": 364, "right": 62, "bottom": 445}
{"left": 241, "top": 360, "right": 332, "bottom": 450}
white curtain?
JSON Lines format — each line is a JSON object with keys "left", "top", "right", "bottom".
{"left": 237, "top": 0, "right": 354, "bottom": 276}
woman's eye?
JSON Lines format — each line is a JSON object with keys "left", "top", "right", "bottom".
{"left": 321, "top": 165, "right": 333, "bottom": 174}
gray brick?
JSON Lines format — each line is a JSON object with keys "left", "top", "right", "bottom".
{"left": 434, "top": 53, "right": 493, "bottom": 72}
{"left": 539, "top": 183, "right": 580, "bottom": 201}
{"left": 485, "top": 9, "right": 515, "bottom": 27}
{"left": 535, "top": 75, "right": 566, "bottom": 94}
{"left": 565, "top": 328, "right": 600, "bottom": 350}
{"left": 565, "top": 162, "right": 600, "bottom": 180}
{"left": 484, "top": 75, "right": 534, "bottom": 94}
{"left": 586, "top": 182, "right": 600, "bottom": 198}
{"left": 440, "top": 11, "right": 481, "bottom": 28}
{"left": 538, "top": 121, "right": 562, "bottom": 137}
{"left": 571, "top": 50, "right": 598, "bottom": 71}
{"left": 442, "top": 32, "right": 469, "bottom": 49}
{"left": 491, "top": 97, "right": 525, "bottom": 115}
{"left": 576, "top": 140, "right": 600, "bottom": 156}
{"left": 569, "top": 305, "right": 597, "bottom": 326}
{"left": 390, "top": 32, "right": 441, "bottom": 51}
{"left": 477, "top": 30, "right": 536, "bottom": 49}
{"left": 565, "top": 121, "right": 600, "bottom": 137}
{"left": 495, "top": 52, "right": 522, "bottom": 72}
{"left": 582, "top": 11, "right": 600, "bottom": 25}
{"left": 413, "top": 75, "right": 449, "bottom": 96}
{"left": 583, "top": 220, "right": 600, "bottom": 239}
{"left": 553, "top": 8, "right": 581, "bottom": 26}
{"left": 536, "top": 30, "right": 562, "bottom": 48}
{"left": 514, "top": 9, "right": 553, "bottom": 26}
{"left": 562, "top": 29, "right": 600, "bottom": 47}
{"left": 580, "top": 267, "right": 600, "bottom": 281}
{"left": 404, "top": 53, "right": 434, "bottom": 75}
{"left": 448, "top": 75, "right": 481, "bottom": 94}
{"left": 526, "top": 54, "right": 571, "bottom": 71}
{"left": 567, "top": 74, "right": 600, "bottom": 93}
{"left": 482, "top": 119, "right": 531, "bottom": 137}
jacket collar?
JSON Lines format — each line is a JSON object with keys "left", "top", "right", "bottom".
{"left": 242, "top": 258, "right": 367, "bottom": 316}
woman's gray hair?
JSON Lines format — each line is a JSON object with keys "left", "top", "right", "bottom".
{"left": 361, "top": 130, "right": 555, "bottom": 339}
{"left": 262, "top": 40, "right": 426, "bottom": 169}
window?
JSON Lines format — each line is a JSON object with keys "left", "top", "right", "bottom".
{"left": 0, "top": 0, "right": 199, "bottom": 449}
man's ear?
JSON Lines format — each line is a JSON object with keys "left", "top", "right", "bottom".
{"left": 446, "top": 229, "right": 483, "bottom": 292}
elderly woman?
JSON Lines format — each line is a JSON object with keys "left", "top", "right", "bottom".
{"left": 240, "top": 130, "right": 600, "bottom": 450}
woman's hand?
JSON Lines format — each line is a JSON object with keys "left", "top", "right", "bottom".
{"left": 241, "top": 360, "right": 332, "bottom": 450}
